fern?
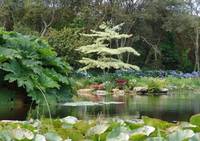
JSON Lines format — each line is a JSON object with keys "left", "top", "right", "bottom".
{"left": 0, "top": 29, "right": 73, "bottom": 103}
{"left": 77, "top": 22, "right": 140, "bottom": 72}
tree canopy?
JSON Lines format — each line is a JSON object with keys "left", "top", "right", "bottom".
{"left": 0, "top": 0, "right": 200, "bottom": 72}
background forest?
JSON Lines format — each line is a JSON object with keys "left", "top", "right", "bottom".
{"left": 1, "top": 0, "right": 200, "bottom": 72}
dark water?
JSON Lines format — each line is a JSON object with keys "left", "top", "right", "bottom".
{"left": 1, "top": 89, "right": 200, "bottom": 122}
{"left": 0, "top": 89, "right": 30, "bottom": 120}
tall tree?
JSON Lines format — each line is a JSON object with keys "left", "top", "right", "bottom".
{"left": 77, "top": 22, "right": 140, "bottom": 72}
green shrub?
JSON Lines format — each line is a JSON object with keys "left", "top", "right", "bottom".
{"left": 147, "top": 78, "right": 167, "bottom": 93}
{"left": 0, "top": 29, "right": 73, "bottom": 103}
{"left": 46, "top": 27, "right": 91, "bottom": 68}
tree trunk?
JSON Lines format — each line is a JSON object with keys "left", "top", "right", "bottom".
{"left": 41, "top": 21, "right": 48, "bottom": 37}
{"left": 194, "top": 27, "right": 200, "bottom": 71}
{"left": 4, "top": 11, "right": 14, "bottom": 31}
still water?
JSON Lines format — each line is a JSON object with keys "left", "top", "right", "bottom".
{"left": 1, "top": 89, "right": 200, "bottom": 122}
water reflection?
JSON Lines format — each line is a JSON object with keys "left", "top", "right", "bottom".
{"left": 0, "top": 89, "right": 30, "bottom": 120}
{"left": 1, "top": 89, "right": 200, "bottom": 122}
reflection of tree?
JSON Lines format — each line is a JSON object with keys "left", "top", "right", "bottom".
{"left": 26, "top": 91, "right": 200, "bottom": 121}
{"left": 0, "top": 89, "right": 30, "bottom": 120}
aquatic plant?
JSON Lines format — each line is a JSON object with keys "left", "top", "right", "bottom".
{"left": 147, "top": 78, "right": 167, "bottom": 93}
{"left": 0, "top": 29, "right": 73, "bottom": 103}
{"left": 0, "top": 114, "right": 200, "bottom": 140}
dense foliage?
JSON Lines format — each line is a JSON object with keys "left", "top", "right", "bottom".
{"left": 0, "top": 0, "right": 200, "bottom": 71}
{"left": 1, "top": 114, "right": 200, "bottom": 141}
{"left": 46, "top": 27, "right": 91, "bottom": 69}
{"left": 0, "top": 29, "right": 73, "bottom": 103}
{"left": 77, "top": 70, "right": 200, "bottom": 79}
{"left": 74, "top": 70, "right": 200, "bottom": 92}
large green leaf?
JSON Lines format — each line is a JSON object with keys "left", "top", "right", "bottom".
{"left": 189, "top": 133, "right": 200, "bottom": 141}
{"left": 106, "top": 126, "right": 130, "bottom": 141}
{"left": 86, "top": 124, "right": 109, "bottom": 136}
{"left": 190, "top": 114, "right": 200, "bottom": 127}
{"left": 44, "top": 132, "right": 62, "bottom": 141}
{"left": 167, "top": 129, "right": 194, "bottom": 141}
{"left": 0, "top": 29, "right": 73, "bottom": 103}
{"left": 0, "top": 47, "right": 21, "bottom": 62}
{"left": 142, "top": 116, "right": 174, "bottom": 129}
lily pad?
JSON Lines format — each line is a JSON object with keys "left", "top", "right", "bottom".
{"left": 44, "top": 132, "right": 63, "bottom": 141}
{"left": 106, "top": 126, "right": 130, "bottom": 141}
{"left": 167, "top": 129, "right": 194, "bottom": 141}
{"left": 129, "top": 133, "right": 147, "bottom": 141}
{"left": 189, "top": 133, "right": 200, "bottom": 141}
{"left": 180, "top": 122, "right": 197, "bottom": 128}
{"left": 61, "top": 116, "right": 78, "bottom": 124}
{"left": 146, "top": 137, "right": 166, "bottom": 141}
{"left": 11, "top": 128, "right": 34, "bottom": 140}
{"left": 190, "top": 114, "right": 200, "bottom": 127}
{"left": 142, "top": 116, "right": 174, "bottom": 129}
{"left": 0, "top": 130, "right": 12, "bottom": 141}
{"left": 34, "top": 134, "right": 46, "bottom": 141}
{"left": 86, "top": 124, "right": 109, "bottom": 136}
{"left": 132, "top": 126, "right": 155, "bottom": 136}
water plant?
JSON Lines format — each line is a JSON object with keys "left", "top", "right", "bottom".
{"left": 0, "top": 114, "right": 200, "bottom": 140}
{"left": 147, "top": 78, "right": 167, "bottom": 93}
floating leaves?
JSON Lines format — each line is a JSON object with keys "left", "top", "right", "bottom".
{"left": 86, "top": 124, "right": 109, "bottom": 136}
{"left": 132, "top": 125, "right": 155, "bottom": 136}
{"left": 44, "top": 132, "right": 63, "bottom": 141}
{"left": 0, "top": 114, "right": 200, "bottom": 140}
{"left": 61, "top": 116, "right": 78, "bottom": 125}
{"left": 34, "top": 134, "right": 46, "bottom": 141}
{"left": 107, "top": 126, "right": 130, "bottom": 141}
{"left": 168, "top": 129, "right": 195, "bottom": 141}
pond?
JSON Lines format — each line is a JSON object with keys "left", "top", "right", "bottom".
{"left": 1, "top": 89, "right": 200, "bottom": 122}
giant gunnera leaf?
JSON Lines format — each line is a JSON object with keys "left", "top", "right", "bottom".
{"left": 0, "top": 29, "right": 73, "bottom": 103}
